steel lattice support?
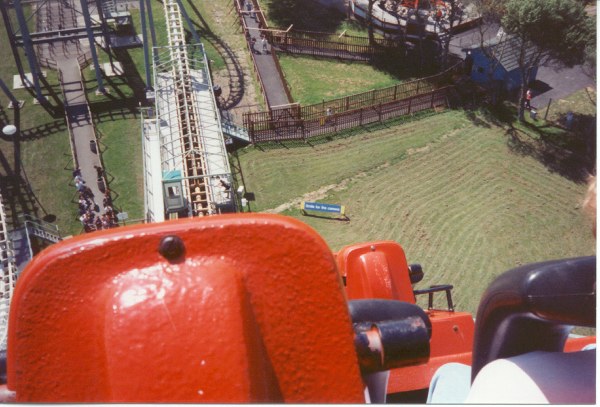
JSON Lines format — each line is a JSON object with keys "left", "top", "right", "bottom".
{"left": 79, "top": 0, "right": 104, "bottom": 93}
{"left": 12, "top": 0, "right": 45, "bottom": 101}
{"left": 0, "top": 195, "right": 18, "bottom": 351}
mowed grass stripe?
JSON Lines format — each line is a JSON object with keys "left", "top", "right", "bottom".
{"left": 382, "top": 125, "right": 588, "bottom": 274}
{"left": 359, "top": 149, "right": 584, "bottom": 313}
{"left": 381, "top": 128, "right": 498, "bottom": 235}
{"left": 257, "top": 110, "right": 594, "bottom": 315}
{"left": 241, "top": 112, "right": 469, "bottom": 211}
{"left": 413, "top": 199, "right": 509, "bottom": 311}
{"left": 396, "top": 179, "right": 507, "bottom": 294}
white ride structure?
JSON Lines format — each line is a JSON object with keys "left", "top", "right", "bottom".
{"left": 350, "top": 0, "right": 479, "bottom": 39}
{"left": 142, "top": 0, "right": 235, "bottom": 222}
{"left": 0, "top": 195, "right": 17, "bottom": 351}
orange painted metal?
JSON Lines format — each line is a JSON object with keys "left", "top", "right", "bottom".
{"left": 388, "top": 311, "right": 474, "bottom": 393}
{"left": 336, "top": 241, "right": 475, "bottom": 394}
{"left": 337, "top": 241, "right": 416, "bottom": 303}
{"left": 6, "top": 214, "right": 365, "bottom": 403}
{"left": 564, "top": 336, "right": 596, "bottom": 352}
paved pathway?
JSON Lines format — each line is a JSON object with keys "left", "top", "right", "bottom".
{"left": 58, "top": 59, "right": 104, "bottom": 204}
{"left": 42, "top": 0, "right": 107, "bottom": 227}
{"left": 529, "top": 64, "right": 595, "bottom": 111}
{"left": 241, "top": 8, "right": 291, "bottom": 108}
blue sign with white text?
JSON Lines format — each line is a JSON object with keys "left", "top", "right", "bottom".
{"left": 303, "top": 202, "right": 342, "bottom": 214}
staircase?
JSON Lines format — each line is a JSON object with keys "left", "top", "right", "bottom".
{"left": 20, "top": 214, "right": 62, "bottom": 244}
{"left": 221, "top": 117, "right": 250, "bottom": 143}
{"left": 101, "top": 0, "right": 117, "bottom": 18}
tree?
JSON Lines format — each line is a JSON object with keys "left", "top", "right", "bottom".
{"left": 439, "top": 0, "right": 461, "bottom": 68}
{"left": 582, "top": 17, "right": 596, "bottom": 80}
{"left": 500, "top": 0, "right": 593, "bottom": 120}
{"left": 367, "top": 0, "right": 377, "bottom": 45}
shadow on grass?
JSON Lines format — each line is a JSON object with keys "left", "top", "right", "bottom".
{"left": 0, "top": 105, "right": 58, "bottom": 228}
{"left": 83, "top": 47, "right": 148, "bottom": 120}
{"left": 183, "top": 0, "right": 246, "bottom": 111}
{"left": 266, "top": 0, "right": 346, "bottom": 32}
{"left": 465, "top": 102, "right": 596, "bottom": 183}
{"left": 111, "top": 48, "right": 148, "bottom": 101}
{"left": 300, "top": 212, "right": 350, "bottom": 222}
{"left": 89, "top": 98, "right": 141, "bottom": 122}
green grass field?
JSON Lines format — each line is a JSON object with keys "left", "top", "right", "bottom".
{"left": 235, "top": 108, "right": 596, "bottom": 316}
{"left": 278, "top": 54, "right": 407, "bottom": 104}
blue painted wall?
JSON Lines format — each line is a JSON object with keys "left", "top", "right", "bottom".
{"left": 467, "top": 48, "right": 537, "bottom": 92}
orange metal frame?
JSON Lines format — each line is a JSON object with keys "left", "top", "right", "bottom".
{"left": 336, "top": 241, "right": 474, "bottom": 394}
{"left": 6, "top": 215, "right": 365, "bottom": 402}
{"left": 3, "top": 214, "right": 594, "bottom": 402}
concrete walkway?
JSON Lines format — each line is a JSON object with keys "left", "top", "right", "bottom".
{"left": 43, "top": 0, "right": 107, "bottom": 227}
{"left": 58, "top": 59, "right": 104, "bottom": 209}
{"left": 241, "top": 9, "right": 291, "bottom": 108}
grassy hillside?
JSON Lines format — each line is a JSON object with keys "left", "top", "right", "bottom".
{"left": 278, "top": 55, "right": 407, "bottom": 105}
{"left": 234, "top": 109, "right": 595, "bottom": 315}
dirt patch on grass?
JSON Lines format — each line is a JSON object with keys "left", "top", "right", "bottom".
{"left": 266, "top": 130, "right": 464, "bottom": 213}
{"left": 265, "top": 163, "right": 392, "bottom": 213}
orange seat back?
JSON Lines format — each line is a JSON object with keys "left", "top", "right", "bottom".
{"left": 336, "top": 241, "right": 415, "bottom": 303}
{"left": 7, "top": 214, "right": 364, "bottom": 402}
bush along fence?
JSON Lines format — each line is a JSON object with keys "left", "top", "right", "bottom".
{"left": 243, "top": 62, "right": 463, "bottom": 143}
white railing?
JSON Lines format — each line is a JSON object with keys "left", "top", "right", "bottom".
{"left": 146, "top": 0, "right": 234, "bottom": 219}
{"left": 0, "top": 195, "right": 17, "bottom": 351}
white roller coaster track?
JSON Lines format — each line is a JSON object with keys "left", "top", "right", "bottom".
{"left": 0, "top": 195, "right": 17, "bottom": 351}
{"left": 144, "top": 0, "right": 233, "bottom": 220}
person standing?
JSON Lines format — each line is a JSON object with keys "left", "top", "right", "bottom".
{"left": 261, "top": 37, "right": 268, "bottom": 54}
{"left": 525, "top": 89, "right": 532, "bottom": 109}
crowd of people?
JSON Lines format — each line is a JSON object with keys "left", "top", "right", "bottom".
{"left": 73, "top": 168, "right": 119, "bottom": 233}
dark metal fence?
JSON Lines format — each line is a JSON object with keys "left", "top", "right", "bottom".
{"left": 268, "top": 29, "right": 401, "bottom": 61}
{"left": 243, "top": 62, "right": 462, "bottom": 143}
{"left": 245, "top": 86, "right": 453, "bottom": 143}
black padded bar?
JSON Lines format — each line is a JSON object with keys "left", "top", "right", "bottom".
{"left": 471, "top": 256, "right": 596, "bottom": 381}
{"left": 349, "top": 299, "right": 431, "bottom": 373}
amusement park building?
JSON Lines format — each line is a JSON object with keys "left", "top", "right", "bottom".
{"left": 464, "top": 33, "right": 539, "bottom": 93}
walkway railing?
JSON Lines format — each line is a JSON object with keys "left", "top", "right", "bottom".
{"left": 221, "top": 117, "right": 250, "bottom": 142}
{"left": 58, "top": 69, "right": 80, "bottom": 170}
{"left": 243, "top": 62, "right": 463, "bottom": 143}
{"left": 247, "top": 87, "right": 453, "bottom": 143}
{"left": 19, "top": 214, "right": 62, "bottom": 245}
{"left": 269, "top": 29, "right": 401, "bottom": 61}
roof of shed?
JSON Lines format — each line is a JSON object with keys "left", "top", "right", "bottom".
{"left": 468, "top": 32, "right": 539, "bottom": 72}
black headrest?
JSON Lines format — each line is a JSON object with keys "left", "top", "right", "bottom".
{"left": 471, "top": 256, "right": 596, "bottom": 381}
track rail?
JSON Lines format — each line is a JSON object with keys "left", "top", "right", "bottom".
{"left": 163, "top": 0, "right": 212, "bottom": 215}
{"left": 0, "top": 195, "right": 17, "bottom": 351}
